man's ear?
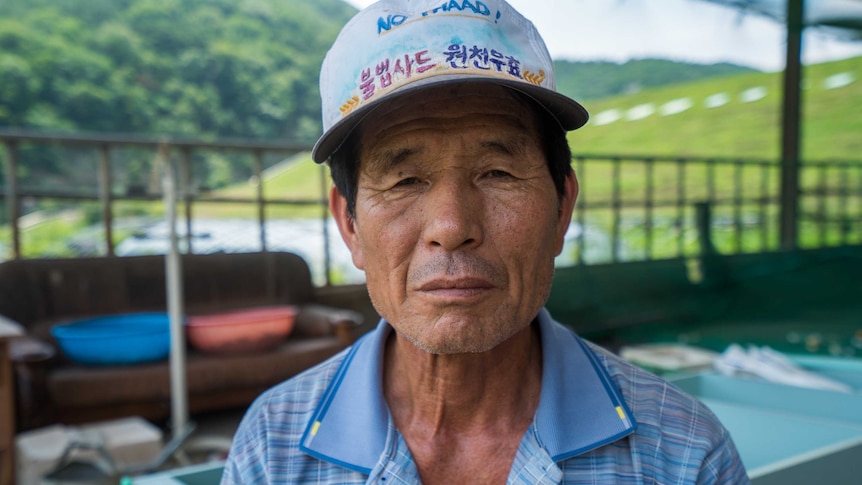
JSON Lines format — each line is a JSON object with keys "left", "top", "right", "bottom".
{"left": 329, "top": 185, "right": 365, "bottom": 270}
{"left": 554, "top": 171, "right": 579, "bottom": 255}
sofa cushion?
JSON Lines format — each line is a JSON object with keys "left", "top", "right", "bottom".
{"left": 46, "top": 337, "right": 345, "bottom": 407}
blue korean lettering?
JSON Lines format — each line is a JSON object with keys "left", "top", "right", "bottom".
{"left": 489, "top": 50, "right": 505, "bottom": 72}
{"left": 469, "top": 45, "right": 490, "bottom": 70}
{"left": 445, "top": 44, "right": 468, "bottom": 68}
{"left": 506, "top": 55, "right": 522, "bottom": 78}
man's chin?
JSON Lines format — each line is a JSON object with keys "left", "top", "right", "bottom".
{"left": 400, "top": 325, "right": 519, "bottom": 356}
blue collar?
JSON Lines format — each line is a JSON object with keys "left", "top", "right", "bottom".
{"left": 300, "top": 309, "right": 637, "bottom": 473}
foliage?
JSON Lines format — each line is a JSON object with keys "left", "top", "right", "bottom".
{"left": 0, "top": 0, "right": 356, "bottom": 143}
{"left": 0, "top": 0, "right": 356, "bottom": 197}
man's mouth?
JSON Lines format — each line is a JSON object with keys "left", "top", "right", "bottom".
{"left": 416, "top": 278, "right": 497, "bottom": 301}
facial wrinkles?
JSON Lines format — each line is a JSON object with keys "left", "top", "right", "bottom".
{"left": 358, "top": 120, "right": 552, "bottom": 285}
{"left": 362, "top": 107, "right": 533, "bottom": 168}
{"left": 362, "top": 136, "right": 543, "bottom": 193}
{"left": 347, "top": 86, "right": 567, "bottom": 356}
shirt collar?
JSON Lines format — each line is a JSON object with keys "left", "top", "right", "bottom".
{"left": 300, "top": 309, "right": 637, "bottom": 473}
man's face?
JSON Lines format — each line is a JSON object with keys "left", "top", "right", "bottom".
{"left": 331, "top": 84, "right": 577, "bottom": 354}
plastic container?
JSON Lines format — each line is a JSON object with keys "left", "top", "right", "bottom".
{"left": 186, "top": 305, "right": 297, "bottom": 354}
{"left": 51, "top": 313, "right": 171, "bottom": 366}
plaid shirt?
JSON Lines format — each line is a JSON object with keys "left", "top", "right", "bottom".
{"left": 223, "top": 310, "right": 749, "bottom": 484}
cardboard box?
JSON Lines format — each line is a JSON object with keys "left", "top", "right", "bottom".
{"left": 15, "top": 425, "right": 70, "bottom": 485}
{"left": 16, "top": 417, "right": 163, "bottom": 485}
{"left": 78, "top": 417, "right": 162, "bottom": 470}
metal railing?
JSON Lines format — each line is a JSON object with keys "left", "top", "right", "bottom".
{"left": 0, "top": 130, "right": 333, "bottom": 279}
{"left": 2, "top": 130, "right": 860, "bottom": 283}
{"left": 565, "top": 153, "right": 861, "bottom": 264}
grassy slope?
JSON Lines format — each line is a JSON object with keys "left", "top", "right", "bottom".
{"left": 194, "top": 154, "right": 331, "bottom": 219}
{"left": 571, "top": 56, "right": 862, "bottom": 161}
{"left": 203, "top": 56, "right": 862, "bottom": 221}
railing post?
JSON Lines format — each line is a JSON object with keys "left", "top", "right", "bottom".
{"left": 98, "top": 144, "right": 115, "bottom": 256}
{"left": 180, "top": 147, "right": 193, "bottom": 254}
{"left": 779, "top": 0, "right": 804, "bottom": 250}
{"left": 575, "top": 156, "right": 586, "bottom": 265}
{"left": 644, "top": 158, "right": 654, "bottom": 260}
{"left": 320, "top": 163, "right": 332, "bottom": 286}
{"left": 840, "top": 164, "right": 849, "bottom": 245}
{"left": 253, "top": 150, "right": 266, "bottom": 252}
{"left": 818, "top": 164, "right": 827, "bottom": 246}
{"left": 733, "top": 160, "right": 743, "bottom": 254}
{"left": 759, "top": 162, "right": 770, "bottom": 251}
{"left": 676, "top": 158, "right": 686, "bottom": 258}
{"left": 696, "top": 202, "right": 714, "bottom": 257}
{"left": 611, "top": 157, "right": 621, "bottom": 263}
{"left": 858, "top": 166, "right": 862, "bottom": 245}
{"left": 3, "top": 141, "right": 20, "bottom": 259}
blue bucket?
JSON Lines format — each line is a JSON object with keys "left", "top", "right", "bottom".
{"left": 52, "top": 313, "right": 172, "bottom": 365}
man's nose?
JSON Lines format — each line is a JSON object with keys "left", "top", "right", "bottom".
{"left": 421, "top": 175, "right": 483, "bottom": 251}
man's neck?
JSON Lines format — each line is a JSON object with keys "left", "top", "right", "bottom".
{"left": 382, "top": 323, "right": 543, "bottom": 484}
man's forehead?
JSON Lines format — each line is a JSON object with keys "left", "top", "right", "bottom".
{"left": 356, "top": 83, "right": 539, "bottom": 146}
{"left": 366, "top": 83, "right": 517, "bottom": 118}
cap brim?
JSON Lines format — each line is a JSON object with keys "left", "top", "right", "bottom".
{"left": 311, "top": 74, "right": 589, "bottom": 164}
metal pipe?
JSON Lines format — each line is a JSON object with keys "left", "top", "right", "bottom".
{"left": 818, "top": 164, "right": 827, "bottom": 245}
{"left": 840, "top": 165, "right": 849, "bottom": 244}
{"left": 644, "top": 158, "right": 654, "bottom": 259}
{"left": 98, "top": 145, "right": 114, "bottom": 256}
{"left": 734, "top": 161, "right": 743, "bottom": 253}
{"left": 253, "top": 150, "right": 267, "bottom": 252}
{"left": 3, "top": 142, "right": 20, "bottom": 259}
{"left": 161, "top": 145, "right": 189, "bottom": 435}
{"left": 760, "top": 163, "right": 770, "bottom": 251}
{"left": 181, "top": 148, "right": 193, "bottom": 254}
{"left": 676, "top": 158, "right": 686, "bottom": 258}
{"left": 611, "top": 157, "right": 621, "bottom": 263}
{"left": 779, "top": 0, "right": 804, "bottom": 250}
{"left": 320, "top": 163, "right": 332, "bottom": 286}
{"left": 576, "top": 156, "right": 586, "bottom": 265}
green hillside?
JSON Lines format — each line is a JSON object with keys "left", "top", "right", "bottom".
{"left": 247, "top": 56, "right": 861, "bottom": 209}
{"left": 554, "top": 58, "right": 758, "bottom": 101}
{"left": 569, "top": 56, "right": 862, "bottom": 161}
{"left": 0, "top": 0, "right": 356, "bottom": 142}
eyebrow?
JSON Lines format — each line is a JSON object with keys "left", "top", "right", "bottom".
{"left": 480, "top": 137, "right": 531, "bottom": 159}
{"left": 362, "top": 132, "right": 534, "bottom": 174}
{"left": 364, "top": 146, "right": 419, "bottom": 174}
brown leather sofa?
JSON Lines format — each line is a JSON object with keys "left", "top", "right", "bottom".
{"left": 0, "top": 252, "right": 377, "bottom": 431}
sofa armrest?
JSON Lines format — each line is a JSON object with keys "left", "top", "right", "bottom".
{"left": 293, "top": 304, "right": 364, "bottom": 344}
{"left": 9, "top": 336, "right": 58, "bottom": 430}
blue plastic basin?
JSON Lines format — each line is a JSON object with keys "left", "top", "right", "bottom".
{"left": 52, "top": 313, "right": 172, "bottom": 365}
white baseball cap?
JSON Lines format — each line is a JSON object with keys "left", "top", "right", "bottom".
{"left": 312, "top": 0, "right": 589, "bottom": 163}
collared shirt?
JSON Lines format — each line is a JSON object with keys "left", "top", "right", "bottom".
{"left": 222, "top": 310, "right": 749, "bottom": 484}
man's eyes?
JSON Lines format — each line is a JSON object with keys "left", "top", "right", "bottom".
{"left": 393, "top": 177, "right": 421, "bottom": 187}
{"left": 392, "top": 170, "right": 514, "bottom": 187}
{"left": 484, "top": 169, "right": 513, "bottom": 179}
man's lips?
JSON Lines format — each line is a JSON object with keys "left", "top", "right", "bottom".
{"left": 417, "top": 277, "right": 496, "bottom": 292}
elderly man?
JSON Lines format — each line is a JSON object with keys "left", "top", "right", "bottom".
{"left": 223, "top": 0, "right": 749, "bottom": 483}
